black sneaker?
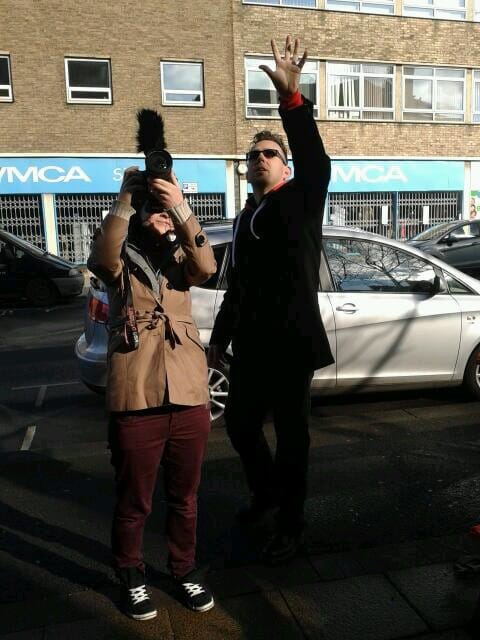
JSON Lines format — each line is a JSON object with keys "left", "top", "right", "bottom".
{"left": 118, "top": 567, "right": 157, "bottom": 621}
{"left": 178, "top": 569, "right": 214, "bottom": 612}
{"left": 261, "top": 532, "right": 302, "bottom": 566}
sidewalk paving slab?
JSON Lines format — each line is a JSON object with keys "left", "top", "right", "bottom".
{"left": 168, "top": 590, "right": 304, "bottom": 640}
{"left": 387, "top": 563, "right": 480, "bottom": 631}
{"left": 281, "top": 573, "right": 428, "bottom": 640}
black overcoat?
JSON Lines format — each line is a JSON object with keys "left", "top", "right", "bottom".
{"left": 210, "top": 97, "right": 335, "bottom": 370}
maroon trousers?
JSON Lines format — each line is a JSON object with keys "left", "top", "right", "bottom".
{"left": 108, "top": 404, "right": 210, "bottom": 578}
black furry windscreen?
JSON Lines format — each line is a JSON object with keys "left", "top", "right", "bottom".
{"left": 136, "top": 109, "right": 168, "bottom": 154}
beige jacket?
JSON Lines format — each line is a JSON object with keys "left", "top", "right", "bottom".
{"left": 87, "top": 199, "right": 216, "bottom": 412}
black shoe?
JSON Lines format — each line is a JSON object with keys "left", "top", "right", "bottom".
{"left": 177, "top": 569, "right": 215, "bottom": 612}
{"left": 261, "top": 531, "right": 302, "bottom": 566}
{"left": 235, "top": 499, "right": 279, "bottom": 526}
{"left": 118, "top": 567, "right": 157, "bottom": 621}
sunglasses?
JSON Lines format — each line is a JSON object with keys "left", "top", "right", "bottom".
{"left": 246, "top": 148, "right": 287, "bottom": 165}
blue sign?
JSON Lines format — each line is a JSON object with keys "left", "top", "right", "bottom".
{"left": 329, "top": 160, "right": 464, "bottom": 193}
{"left": 0, "top": 157, "right": 227, "bottom": 194}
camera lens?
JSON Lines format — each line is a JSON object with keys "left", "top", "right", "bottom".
{"left": 145, "top": 150, "right": 173, "bottom": 178}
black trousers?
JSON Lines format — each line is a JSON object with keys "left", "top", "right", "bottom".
{"left": 224, "top": 355, "right": 314, "bottom": 535}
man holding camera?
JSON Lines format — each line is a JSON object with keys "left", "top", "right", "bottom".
{"left": 208, "top": 36, "right": 333, "bottom": 565}
{"left": 88, "top": 110, "right": 216, "bottom": 620}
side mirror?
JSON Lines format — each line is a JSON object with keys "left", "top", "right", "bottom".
{"left": 444, "top": 234, "right": 457, "bottom": 246}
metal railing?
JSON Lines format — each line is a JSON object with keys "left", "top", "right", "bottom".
{"left": 327, "top": 191, "right": 461, "bottom": 240}
{"left": 55, "top": 193, "right": 115, "bottom": 263}
{"left": 0, "top": 194, "right": 45, "bottom": 249}
{"left": 186, "top": 193, "right": 225, "bottom": 223}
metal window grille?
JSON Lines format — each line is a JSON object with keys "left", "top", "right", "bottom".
{"left": 398, "top": 191, "right": 462, "bottom": 240}
{"left": 327, "top": 192, "right": 393, "bottom": 236}
{"left": 186, "top": 193, "right": 225, "bottom": 223}
{"left": 0, "top": 194, "right": 45, "bottom": 249}
{"left": 55, "top": 193, "right": 116, "bottom": 263}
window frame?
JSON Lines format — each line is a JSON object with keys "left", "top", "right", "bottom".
{"left": 324, "top": 236, "right": 442, "bottom": 294}
{"left": 326, "top": 61, "right": 395, "bottom": 121}
{"left": 402, "top": 0, "right": 466, "bottom": 20}
{"left": 244, "top": 56, "right": 319, "bottom": 119}
{"left": 402, "top": 66, "right": 465, "bottom": 123}
{"left": 160, "top": 60, "right": 204, "bottom": 107}
{"left": 0, "top": 55, "right": 13, "bottom": 102}
{"left": 64, "top": 57, "right": 112, "bottom": 105}
{"left": 473, "top": 70, "right": 480, "bottom": 123}
{"left": 325, "top": 0, "right": 394, "bottom": 14}
{"left": 242, "top": 0, "right": 317, "bottom": 7}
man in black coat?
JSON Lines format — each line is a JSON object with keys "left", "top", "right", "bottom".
{"left": 208, "top": 35, "right": 334, "bottom": 564}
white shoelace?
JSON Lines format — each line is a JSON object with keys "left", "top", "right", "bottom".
{"left": 183, "top": 582, "right": 205, "bottom": 597}
{"left": 129, "top": 585, "right": 149, "bottom": 605}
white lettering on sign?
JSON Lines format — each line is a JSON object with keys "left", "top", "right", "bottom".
{"left": 332, "top": 165, "right": 407, "bottom": 184}
{"left": 0, "top": 166, "right": 92, "bottom": 184}
{"left": 113, "top": 168, "right": 124, "bottom": 181}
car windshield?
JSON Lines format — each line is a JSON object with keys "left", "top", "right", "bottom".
{"left": 0, "top": 231, "right": 45, "bottom": 257}
{"left": 410, "top": 222, "right": 458, "bottom": 241}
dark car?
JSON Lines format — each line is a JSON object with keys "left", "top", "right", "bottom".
{"left": 0, "top": 229, "right": 84, "bottom": 306}
{"left": 408, "top": 219, "right": 480, "bottom": 277}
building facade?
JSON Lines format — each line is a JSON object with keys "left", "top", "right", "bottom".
{"left": 1, "top": 0, "right": 480, "bottom": 261}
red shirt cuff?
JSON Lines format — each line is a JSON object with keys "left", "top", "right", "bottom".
{"left": 279, "top": 90, "right": 303, "bottom": 111}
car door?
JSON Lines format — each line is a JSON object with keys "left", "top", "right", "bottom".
{"left": 190, "top": 242, "right": 229, "bottom": 345}
{"left": 437, "top": 222, "right": 480, "bottom": 270}
{"left": 324, "top": 236, "right": 462, "bottom": 390}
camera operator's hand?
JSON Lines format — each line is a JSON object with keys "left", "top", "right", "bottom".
{"left": 118, "top": 166, "right": 146, "bottom": 206}
{"left": 148, "top": 172, "right": 184, "bottom": 211}
{"left": 259, "top": 35, "right": 307, "bottom": 99}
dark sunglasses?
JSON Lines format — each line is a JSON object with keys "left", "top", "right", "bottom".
{"left": 246, "top": 148, "right": 287, "bottom": 165}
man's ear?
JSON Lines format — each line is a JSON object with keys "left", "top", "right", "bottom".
{"left": 283, "top": 165, "right": 292, "bottom": 180}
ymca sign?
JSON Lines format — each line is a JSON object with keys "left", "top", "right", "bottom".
{"left": 330, "top": 160, "right": 464, "bottom": 193}
{"left": 0, "top": 157, "right": 227, "bottom": 194}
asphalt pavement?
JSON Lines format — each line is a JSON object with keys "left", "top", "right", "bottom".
{"left": 1, "top": 297, "right": 480, "bottom": 639}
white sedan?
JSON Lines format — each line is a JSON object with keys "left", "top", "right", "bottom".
{"left": 76, "top": 224, "right": 480, "bottom": 423}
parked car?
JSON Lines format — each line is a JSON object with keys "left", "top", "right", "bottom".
{"left": 407, "top": 219, "right": 480, "bottom": 278}
{"left": 76, "top": 223, "right": 480, "bottom": 424}
{"left": 0, "top": 229, "right": 84, "bottom": 306}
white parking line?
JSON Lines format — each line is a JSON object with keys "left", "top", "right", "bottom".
{"left": 12, "top": 381, "right": 81, "bottom": 390}
{"left": 20, "top": 425, "right": 36, "bottom": 451}
{"left": 34, "top": 385, "right": 47, "bottom": 408}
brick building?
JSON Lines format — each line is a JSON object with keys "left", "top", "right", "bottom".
{"left": 1, "top": 0, "right": 480, "bottom": 261}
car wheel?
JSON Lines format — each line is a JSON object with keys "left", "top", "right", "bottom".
{"left": 463, "top": 344, "right": 480, "bottom": 399}
{"left": 24, "top": 278, "right": 58, "bottom": 306}
{"left": 208, "top": 366, "right": 229, "bottom": 428}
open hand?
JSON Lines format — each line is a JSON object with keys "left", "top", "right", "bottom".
{"left": 259, "top": 35, "right": 307, "bottom": 98}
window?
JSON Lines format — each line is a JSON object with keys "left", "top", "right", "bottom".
{"left": 448, "top": 222, "right": 480, "bottom": 240}
{"left": 474, "top": 71, "right": 480, "bottom": 123}
{"left": 243, "top": 0, "right": 316, "bottom": 6}
{"left": 403, "top": 66, "right": 464, "bottom": 122}
{"left": 325, "top": 238, "right": 437, "bottom": 293}
{"left": 327, "top": 62, "right": 394, "bottom": 120}
{"left": 326, "top": 0, "right": 393, "bottom": 14}
{"left": 475, "top": 0, "right": 480, "bottom": 19}
{"left": 0, "top": 55, "right": 13, "bottom": 102}
{"left": 403, "top": 0, "right": 465, "bottom": 19}
{"left": 160, "top": 61, "right": 204, "bottom": 106}
{"left": 64, "top": 58, "right": 111, "bottom": 104}
{"left": 245, "top": 57, "right": 319, "bottom": 118}
{"left": 445, "top": 274, "right": 475, "bottom": 295}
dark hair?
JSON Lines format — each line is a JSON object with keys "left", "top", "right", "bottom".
{"left": 248, "top": 130, "right": 288, "bottom": 163}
